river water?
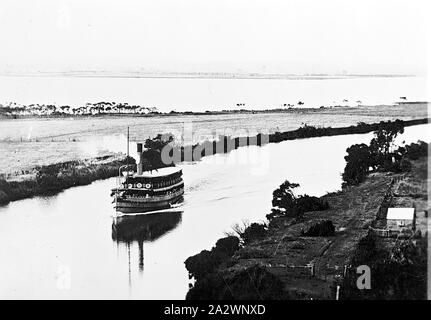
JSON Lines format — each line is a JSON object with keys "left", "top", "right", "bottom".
{"left": 0, "top": 124, "right": 428, "bottom": 299}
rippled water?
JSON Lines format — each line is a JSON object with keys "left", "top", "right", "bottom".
{"left": 0, "top": 124, "right": 428, "bottom": 299}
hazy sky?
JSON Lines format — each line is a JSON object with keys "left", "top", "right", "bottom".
{"left": 0, "top": 0, "right": 429, "bottom": 74}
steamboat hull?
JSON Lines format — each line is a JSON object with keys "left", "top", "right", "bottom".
{"left": 114, "top": 190, "right": 184, "bottom": 214}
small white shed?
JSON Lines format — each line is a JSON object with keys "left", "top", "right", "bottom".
{"left": 386, "top": 208, "right": 415, "bottom": 230}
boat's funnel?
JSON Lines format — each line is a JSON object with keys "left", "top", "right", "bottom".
{"left": 137, "top": 143, "right": 143, "bottom": 175}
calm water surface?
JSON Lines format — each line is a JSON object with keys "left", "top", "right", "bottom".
{"left": 0, "top": 124, "right": 428, "bottom": 299}
{"left": 0, "top": 75, "right": 426, "bottom": 111}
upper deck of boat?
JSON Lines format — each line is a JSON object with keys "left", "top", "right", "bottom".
{"left": 125, "top": 166, "right": 182, "bottom": 179}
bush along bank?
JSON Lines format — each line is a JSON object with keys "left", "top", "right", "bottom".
{"left": 342, "top": 119, "right": 428, "bottom": 187}
{"left": 184, "top": 235, "right": 289, "bottom": 300}
{"left": 0, "top": 155, "right": 135, "bottom": 206}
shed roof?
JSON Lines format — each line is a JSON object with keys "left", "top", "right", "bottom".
{"left": 387, "top": 208, "right": 415, "bottom": 220}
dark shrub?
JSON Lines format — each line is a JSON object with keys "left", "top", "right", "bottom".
{"left": 236, "top": 247, "right": 272, "bottom": 259}
{"left": 404, "top": 141, "right": 428, "bottom": 160}
{"left": 352, "top": 233, "right": 377, "bottom": 265}
{"left": 301, "top": 220, "right": 335, "bottom": 237}
{"left": 369, "top": 120, "right": 404, "bottom": 155}
{"left": 296, "top": 124, "right": 319, "bottom": 137}
{"left": 377, "top": 141, "right": 427, "bottom": 173}
{"left": 399, "top": 157, "right": 412, "bottom": 172}
{"left": 268, "top": 180, "right": 329, "bottom": 221}
{"left": 36, "top": 172, "right": 63, "bottom": 193}
{"left": 0, "top": 179, "right": 12, "bottom": 193}
{"left": 224, "top": 265, "right": 289, "bottom": 300}
{"left": 342, "top": 143, "right": 372, "bottom": 186}
{"left": 269, "top": 180, "right": 299, "bottom": 219}
{"left": 0, "top": 190, "right": 9, "bottom": 205}
{"left": 241, "top": 223, "right": 268, "bottom": 245}
{"left": 143, "top": 133, "right": 176, "bottom": 169}
{"left": 184, "top": 236, "right": 240, "bottom": 281}
{"left": 213, "top": 236, "right": 240, "bottom": 258}
{"left": 341, "top": 237, "right": 427, "bottom": 300}
{"left": 185, "top": 272, "right": 228, "bottom": 300}
{"left": 341, "top": 123, "right": 423, "bottom": 186}
{"left": 184, "top": 250, "right": 217, "bottom": 280}
{"left": 295, "top": 195, "right": 330, "bottom": 213}
{"left": 186, "top": 265, "right": 289, "bottom": 300}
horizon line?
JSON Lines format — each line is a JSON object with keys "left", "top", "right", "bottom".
{"left": 0, "top": 71, "right": 419, "bottom": 80}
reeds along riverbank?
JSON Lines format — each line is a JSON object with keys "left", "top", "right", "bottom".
{"left": 0, "top": 155, "right": 135, "bottom": 206}
{"left": 163, "top": 118, "right": 429, "bottom": 163}
{"left": 268, "top": 118, "right": 428, "bottom": 142}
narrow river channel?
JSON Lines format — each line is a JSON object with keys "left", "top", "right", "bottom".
{"left": 0, "top": 124, "right": 428, "bottom": 299}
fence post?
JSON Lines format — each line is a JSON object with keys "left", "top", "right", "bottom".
{"left": 310, "top": 264, "right": 315, "bottom": 276}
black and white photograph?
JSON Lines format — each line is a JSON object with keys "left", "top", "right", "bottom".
{"left": 0, "top": 0, "right": 429, "bottom": 305}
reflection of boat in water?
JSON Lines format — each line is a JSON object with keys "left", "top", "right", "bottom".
{"left": 112, "top": 211, "right": 182, "bottom": 243}
{"left": 111, "top": 142, "right": 184, "bottom": 214}
{"left": 112, "top": 211, "right": 182, "bottom": 274}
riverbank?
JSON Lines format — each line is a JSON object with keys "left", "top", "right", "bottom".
{"left": 184, "top": 153, "right": 428, "bottom": 300}
{"left": 160, "top": 118, "right": 429, "bottom": 163}
{"left": 0, "top": 155, "right": 134, "bottom": 206}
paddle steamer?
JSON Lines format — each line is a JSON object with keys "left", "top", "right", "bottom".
{"left": 112, "top": 142, "right": 184, "bottom": 214}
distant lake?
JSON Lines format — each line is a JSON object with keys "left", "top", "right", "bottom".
{"left": 0, "top": 75, "right": 427, "bottom": 112}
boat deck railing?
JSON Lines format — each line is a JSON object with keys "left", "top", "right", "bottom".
{"left": 120, "top": 189, "right": 184, "bottom": 203}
